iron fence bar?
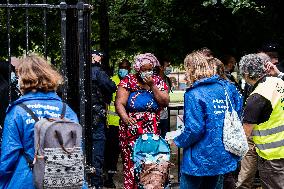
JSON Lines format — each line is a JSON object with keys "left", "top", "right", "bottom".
{"left": 7, "top": 0, "right": 11, "bottom": 103}
{"left": 60, "top": 1, "right": 68, "bottom": 101}
{"left": 82, "top": 0, "right": 92, "bottom": 169}
{"left": 25, "top": 0, "right": 29, "bottom": 54}
{"left": 0, "top": 4, "right": 92, "bottom": 9}
{"left": 43, "top": 0, "right": 47, "bottom": 59}
{"left": 77, "top": 0, "right": 86, "bottom": 128}
{"left": 77, "top": 0, "right": 87, "bottom": 178}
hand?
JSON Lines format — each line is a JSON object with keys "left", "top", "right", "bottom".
{"left": 265, "top": 61, "right": 280, "bottom": 76}
{"left": 143, "top": 75, "right": 154, "bottom": 88}
{"left": 167, "top": 139, "right": 174, "bottom": 145}
{"left": 122, "top": 116, "right": 137, "bottom": 126}
{"left": 168, "top": 139, "right": 177, "bottom": 150}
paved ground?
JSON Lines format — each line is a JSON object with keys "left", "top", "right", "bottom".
{"left": 105, "top": 150, "right": 180, "bottom": 189}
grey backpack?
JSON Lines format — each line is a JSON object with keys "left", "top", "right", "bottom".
{"left": 19, "top": 103, "right": 84, "bottom": 189}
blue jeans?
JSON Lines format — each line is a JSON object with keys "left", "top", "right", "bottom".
{"left": 91, "top": 119, "right": 106, "bottom": 187}
{"left": 180, "top": 173, "right": 221, "bottom": 189}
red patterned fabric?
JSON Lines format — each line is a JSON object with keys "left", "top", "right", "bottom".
{"left": 118, "top": 74, "right": 168, "bottom": 189}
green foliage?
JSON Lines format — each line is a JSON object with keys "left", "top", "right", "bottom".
{"left": 106, "top": 0, "right": 174, "bottom": 64}
{"left": 1, "top": 0, "right": 284, "bottom": 70}
{"left": 0, "top": 0, "right": 61, "bottom": 63}
{"left": 202, "top": 0, "right": 264, "bottom": 13}
{"left": 106, "top": 0, "right": 284, "bottom": 67}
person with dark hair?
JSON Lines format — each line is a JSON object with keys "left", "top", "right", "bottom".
{"left": 104, "top": 59, "right": 131, "bottom": 188}
{"left": 0, "top": 61, "right": 9, "bottom": 131}
{"left": 220, "top": 55, "right": 242, "bottom": 93}
{"left": 155, "top": 57, "right": 172, "bottom": 138}
{"left": 259, "top": 42, "right": 279, "bottom": 65}
{"left": 0, "top": 58, "right": 21, "bottom": 155}
{"left": 91, "top": 50, "right": 117, "bottom": 189}
{"left": 10, "top": 57, "right": 22, "bottom": 101}
{"left": 260, "top": 42, "right": 284, "bottom": 75}
{"left": 0, "top": 73, "right": 8, "bottom": 155}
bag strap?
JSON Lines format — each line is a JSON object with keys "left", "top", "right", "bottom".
{"left": 18, "top": 103, "right": 39, "bottom": 122}
{"left": 20, "top": 149, "right": 34, "bottom": 169}
{"left": 18, "top": 103, "right": 38, "bottom": 169}
{"left": 223, "top": 87, "right": 233, "bottom": 111}
{"left": 60, "top": 102, "right": 66, "bottom": 119}
{"left": 18, "top": 102, "right": 66, "bottom": 169}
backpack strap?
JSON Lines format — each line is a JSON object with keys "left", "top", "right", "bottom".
{"left": 18, "top": 103, "right": 38, "bottom": 170}
{"left": 20, "top": 149, "right": 34, "bottom": 169}
{"left": 60, "top": 102, "right": 66, "bottom": 119}
{"left": 18, "top": 103, "right": 39, "bottom": 122}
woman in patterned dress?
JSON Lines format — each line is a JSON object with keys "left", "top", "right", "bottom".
{"left": 115, "top": 53, "right": 170, "bottom": 189}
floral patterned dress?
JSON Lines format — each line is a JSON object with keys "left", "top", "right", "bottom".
{"left": 118, "top": 74, "right": 168, "bottom": 189}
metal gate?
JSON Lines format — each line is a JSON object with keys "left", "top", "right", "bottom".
{"left": 0, "top": 0, "right": 93, "bottom": 178}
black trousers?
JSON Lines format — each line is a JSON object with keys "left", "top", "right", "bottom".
{"left": 104, "top": 125, "right": 120, "bottom": 172}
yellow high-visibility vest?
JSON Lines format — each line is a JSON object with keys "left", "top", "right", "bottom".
{"left": 107, "top": 75, "right": 120, "bottom": 126}
{"left": 251, "top": 77, "right": 284, "bottom": 160}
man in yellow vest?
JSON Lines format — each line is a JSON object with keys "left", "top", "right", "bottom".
{"left": 104, "top": 59, "right": 131, "bottom": 188}
{"left": 239, "top": 53, "right": 284, "bottom": 189}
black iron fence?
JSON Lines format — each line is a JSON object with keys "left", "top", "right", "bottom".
{"left": 0, "top": 0, "right": 93, "bottom": 175}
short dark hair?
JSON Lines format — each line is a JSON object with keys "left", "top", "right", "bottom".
{"left": 92, "top": 50, "right": 104, "bottom": 57}
{"left": 260, "top": 42, "right": 279, "bottom": 53}
{"left": 220, "top": 54, "right": 234, "bottom": 66}
{"left": 159, "top": 57, "right": 171, "bottom": 67}
{"left": 118, "top": 59, "right": 131, "bottom": 67}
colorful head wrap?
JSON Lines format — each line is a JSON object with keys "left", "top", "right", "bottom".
{"left": 133, "top": 53, "right": 160, "bottom": 72}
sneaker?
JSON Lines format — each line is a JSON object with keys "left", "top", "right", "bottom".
{"left": 104, "top": 179, "right": 116, "bottom": 188}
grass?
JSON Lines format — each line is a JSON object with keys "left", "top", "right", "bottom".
{"left": 169, "top": 90, "right": 185, "bottom": 103}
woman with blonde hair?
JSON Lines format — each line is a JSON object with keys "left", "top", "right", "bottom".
{"left": 0, "top": 54, "right": 83, "bottom": 189}
{"left": 173, "top": 51, "right": 243, "bottom": 189}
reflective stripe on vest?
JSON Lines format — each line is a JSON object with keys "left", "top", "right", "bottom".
{"left": 251, "top": 77, "right": 284, "bottom": 160}
{"left": 108, "top": 102, "right": 118, "bottom": 116}
{"left": 107, "top": 75, "right": 120, "bottom": 126}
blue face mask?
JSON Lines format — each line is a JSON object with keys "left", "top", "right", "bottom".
{"left": 118, "top": 69, "right": 129, "bottom": 78}
{"left": 164, "top": 67, "right": 172, "bottom": 76}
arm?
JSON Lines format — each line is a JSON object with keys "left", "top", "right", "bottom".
{"left": 150, "top": 85, "right": 169, "bottom": 107}
{"left": 265, "top": 61, "right": 281, "bottom": 77}
{"left": 243, "top": 123, "right": 254, "bottom": 137}
{"left": 242, "top": 94, "right": 272, "bottom": 137}
{"left": 0, "top": 109, "right": 23, "bottom": 181}
{"left": 144, "top": 76, "right": 169, "bottom": 107}
{"left": 97, "top": 70, "right": 117, "bottom": 94}
{"left": 115, "top": 86, "right": 136, "bottom": 125}
{"left": 174, "top": 92, "right": 205, "bottom": 148}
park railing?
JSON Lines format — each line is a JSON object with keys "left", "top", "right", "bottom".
{"left": 0, "top": 0, "right": 93, "bottom": 180}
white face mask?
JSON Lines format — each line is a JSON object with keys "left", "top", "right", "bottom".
{"left": 140, "top": 71, "right": 153, "bottom": 80}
